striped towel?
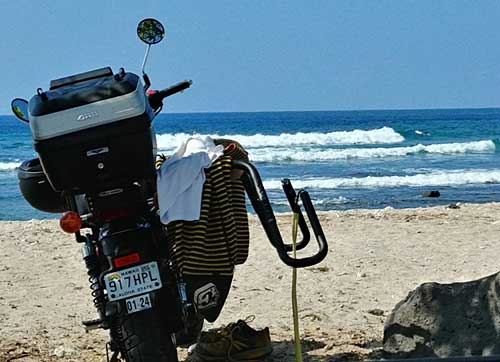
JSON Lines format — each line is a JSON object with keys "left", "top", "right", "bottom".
{"left": 161, "top": 139, "right": 250, "bottom": 276}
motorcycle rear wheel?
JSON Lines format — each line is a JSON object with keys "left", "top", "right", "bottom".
{"left": 114, "top": 308, "right": 178, "bottom": 362}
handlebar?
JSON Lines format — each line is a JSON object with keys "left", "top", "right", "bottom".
{"left": 232, "top": 160, "right": 328, "bottom": 268}
{"left": 148, "top": 80, "right": 192, "bottom": 109}
{"left": 157, "top": 80, "right": 192, "bottom": 99}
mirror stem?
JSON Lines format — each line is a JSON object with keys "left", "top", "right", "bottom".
{"left": 141, "top": 44, "right": 151, "bottom": 75}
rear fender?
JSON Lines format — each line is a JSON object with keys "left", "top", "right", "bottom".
{"left": 98, "top": 218, "right": 183, "bottom": 331}
{"left": 99, "top": 218, "right": 156, "bottom": 262}
{"left": 99, "top": 219, "right": 161, "bottom": 311}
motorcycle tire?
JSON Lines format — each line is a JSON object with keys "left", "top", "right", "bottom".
{"left": 115, "top": 308, "right": 178, "bottom": 362}
{"left": 174, "top": 311, "right": 204, "bottom": 347}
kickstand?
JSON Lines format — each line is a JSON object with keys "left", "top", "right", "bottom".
{"left": 106, "top": 342, "right": 120, "bottom": 362}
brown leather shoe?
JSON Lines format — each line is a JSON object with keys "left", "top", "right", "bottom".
{"left": 189, "top": 318, "right": 272, "bottom": 361}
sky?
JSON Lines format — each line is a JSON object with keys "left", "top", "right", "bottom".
{"left": 2, "top": 1, "right": 500, "bottom": 113}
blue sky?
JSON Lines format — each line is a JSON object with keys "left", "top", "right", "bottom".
{"left": 2, "top": 1, "right": 500, "bottom": 113}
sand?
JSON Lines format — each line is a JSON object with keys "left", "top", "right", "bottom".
{"left": 1, "top": 203, "right": 500, "bottom": 361}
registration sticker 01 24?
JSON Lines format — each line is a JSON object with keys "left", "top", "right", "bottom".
{"left": 126, "top": 294, "right": 152, "bottom": 314}
{"left": 104, "top": 261, "right": 162, "bottom": 301}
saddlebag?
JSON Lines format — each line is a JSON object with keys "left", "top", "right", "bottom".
{"left": 27, "top": 67, "right": 156, "bottom": 192}
{"left": 17, "top": 158, "right": 65, "bottom": 213}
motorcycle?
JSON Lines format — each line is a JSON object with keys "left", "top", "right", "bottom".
{"left": 11, "top": 18, "right": 328, "bottom": 362}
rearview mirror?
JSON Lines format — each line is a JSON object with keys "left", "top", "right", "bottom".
{"left": 137, "top": 18, "right": 165, "bottom": 45}
{"left": 11, "top": 98, "right": 29, "bottom": 123}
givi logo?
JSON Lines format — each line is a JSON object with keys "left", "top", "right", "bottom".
{"left": 77, "top": 111, "right": 99, "bottom": 121}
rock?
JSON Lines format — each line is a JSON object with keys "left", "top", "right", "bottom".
{"left": 356, "top": 271, "right": 367, "bottom": 278}
{"left": 422, "top": 190, "right": 441, "bottom": 198}
{"left": 323, "top": 341, "right": 335, "bottom": 351}
{"left": 447, "top": 203, "right": 461, "bottom": 209}
{"left": 368, "top": 308, "right": 385, "bottom": 316}
{"left": 53, "top": 346, "right": 65, "bottom": 358}
{"left": 52, "top": 345, "right": 78, "bottom": 358}
{"left": 383, "top": 271, "right": 500, "bottom": 358}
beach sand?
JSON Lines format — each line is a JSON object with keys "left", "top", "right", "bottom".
{"left": 1, "top": 203, "right": 500, "bottom": 361}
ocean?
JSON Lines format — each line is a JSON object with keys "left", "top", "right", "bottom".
{"left": 1, "top": 108, "right": 500, "bottom": 220}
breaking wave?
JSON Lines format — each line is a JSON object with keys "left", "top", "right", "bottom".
{"left": 263, "top": 169, "right": 500, "bottom": 189}
{"left": 249, "top": 140, "right": 496, "bottom": 162}
{"left": 0, "top": 162, "right": 20, "bottom": 171}
{"left": 155, "top": 127, "right": 404, "bottom": 150}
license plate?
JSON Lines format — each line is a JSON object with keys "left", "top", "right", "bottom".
{"left": 104, "top": 261, "right": 162, "bottom": 301}
{"left": 126, "top": 293, "right": 152, "bottom": 314}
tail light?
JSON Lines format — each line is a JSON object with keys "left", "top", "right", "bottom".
{"left": 114, "top": 253, "right": 141, "bottom": 268}
{"left": 60, "top": 211, "right": 82, "bottom": 233}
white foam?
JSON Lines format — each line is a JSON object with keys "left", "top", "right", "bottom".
{"left": 311, "top": 196, "right": 352, "bottom": 205}
{"left": 0, "top": 162, "right": 20, "bottom": 171}
{"left": 272, "top": 196, "right": 351, "bottom": 206}
{"left": 263, "top": 169, "right": 500, "bottom": 189}
{"left": 415, "top": 130, "right": 431, "bottom": 136}
{"left": 249, "top": 140, "right": 496, "bottom": 162}
{"left": 155, "top": 127, "right": 405, "bottom": 150}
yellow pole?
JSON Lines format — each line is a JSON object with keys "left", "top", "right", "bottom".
{"left": 291, "top": 212, "right": 303, "bottom": 362}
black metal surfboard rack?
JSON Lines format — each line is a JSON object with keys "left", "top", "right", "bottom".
{"left": 232, "top": 160, "right": 328, "bottom": 268}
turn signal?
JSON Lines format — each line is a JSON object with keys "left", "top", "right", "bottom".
{"left": 60, "top": 211, "right": 82, "bottom": 233}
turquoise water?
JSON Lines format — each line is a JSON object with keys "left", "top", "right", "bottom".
{"left": 2, "top": 108, "right": 500, "bottom": 220}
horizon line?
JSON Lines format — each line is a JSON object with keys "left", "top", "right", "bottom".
{"left": 160, "top": 106, "right": 500, "bottom": 115}
{"left": 2, "top": 105, "right": 500, "bottom": 117}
